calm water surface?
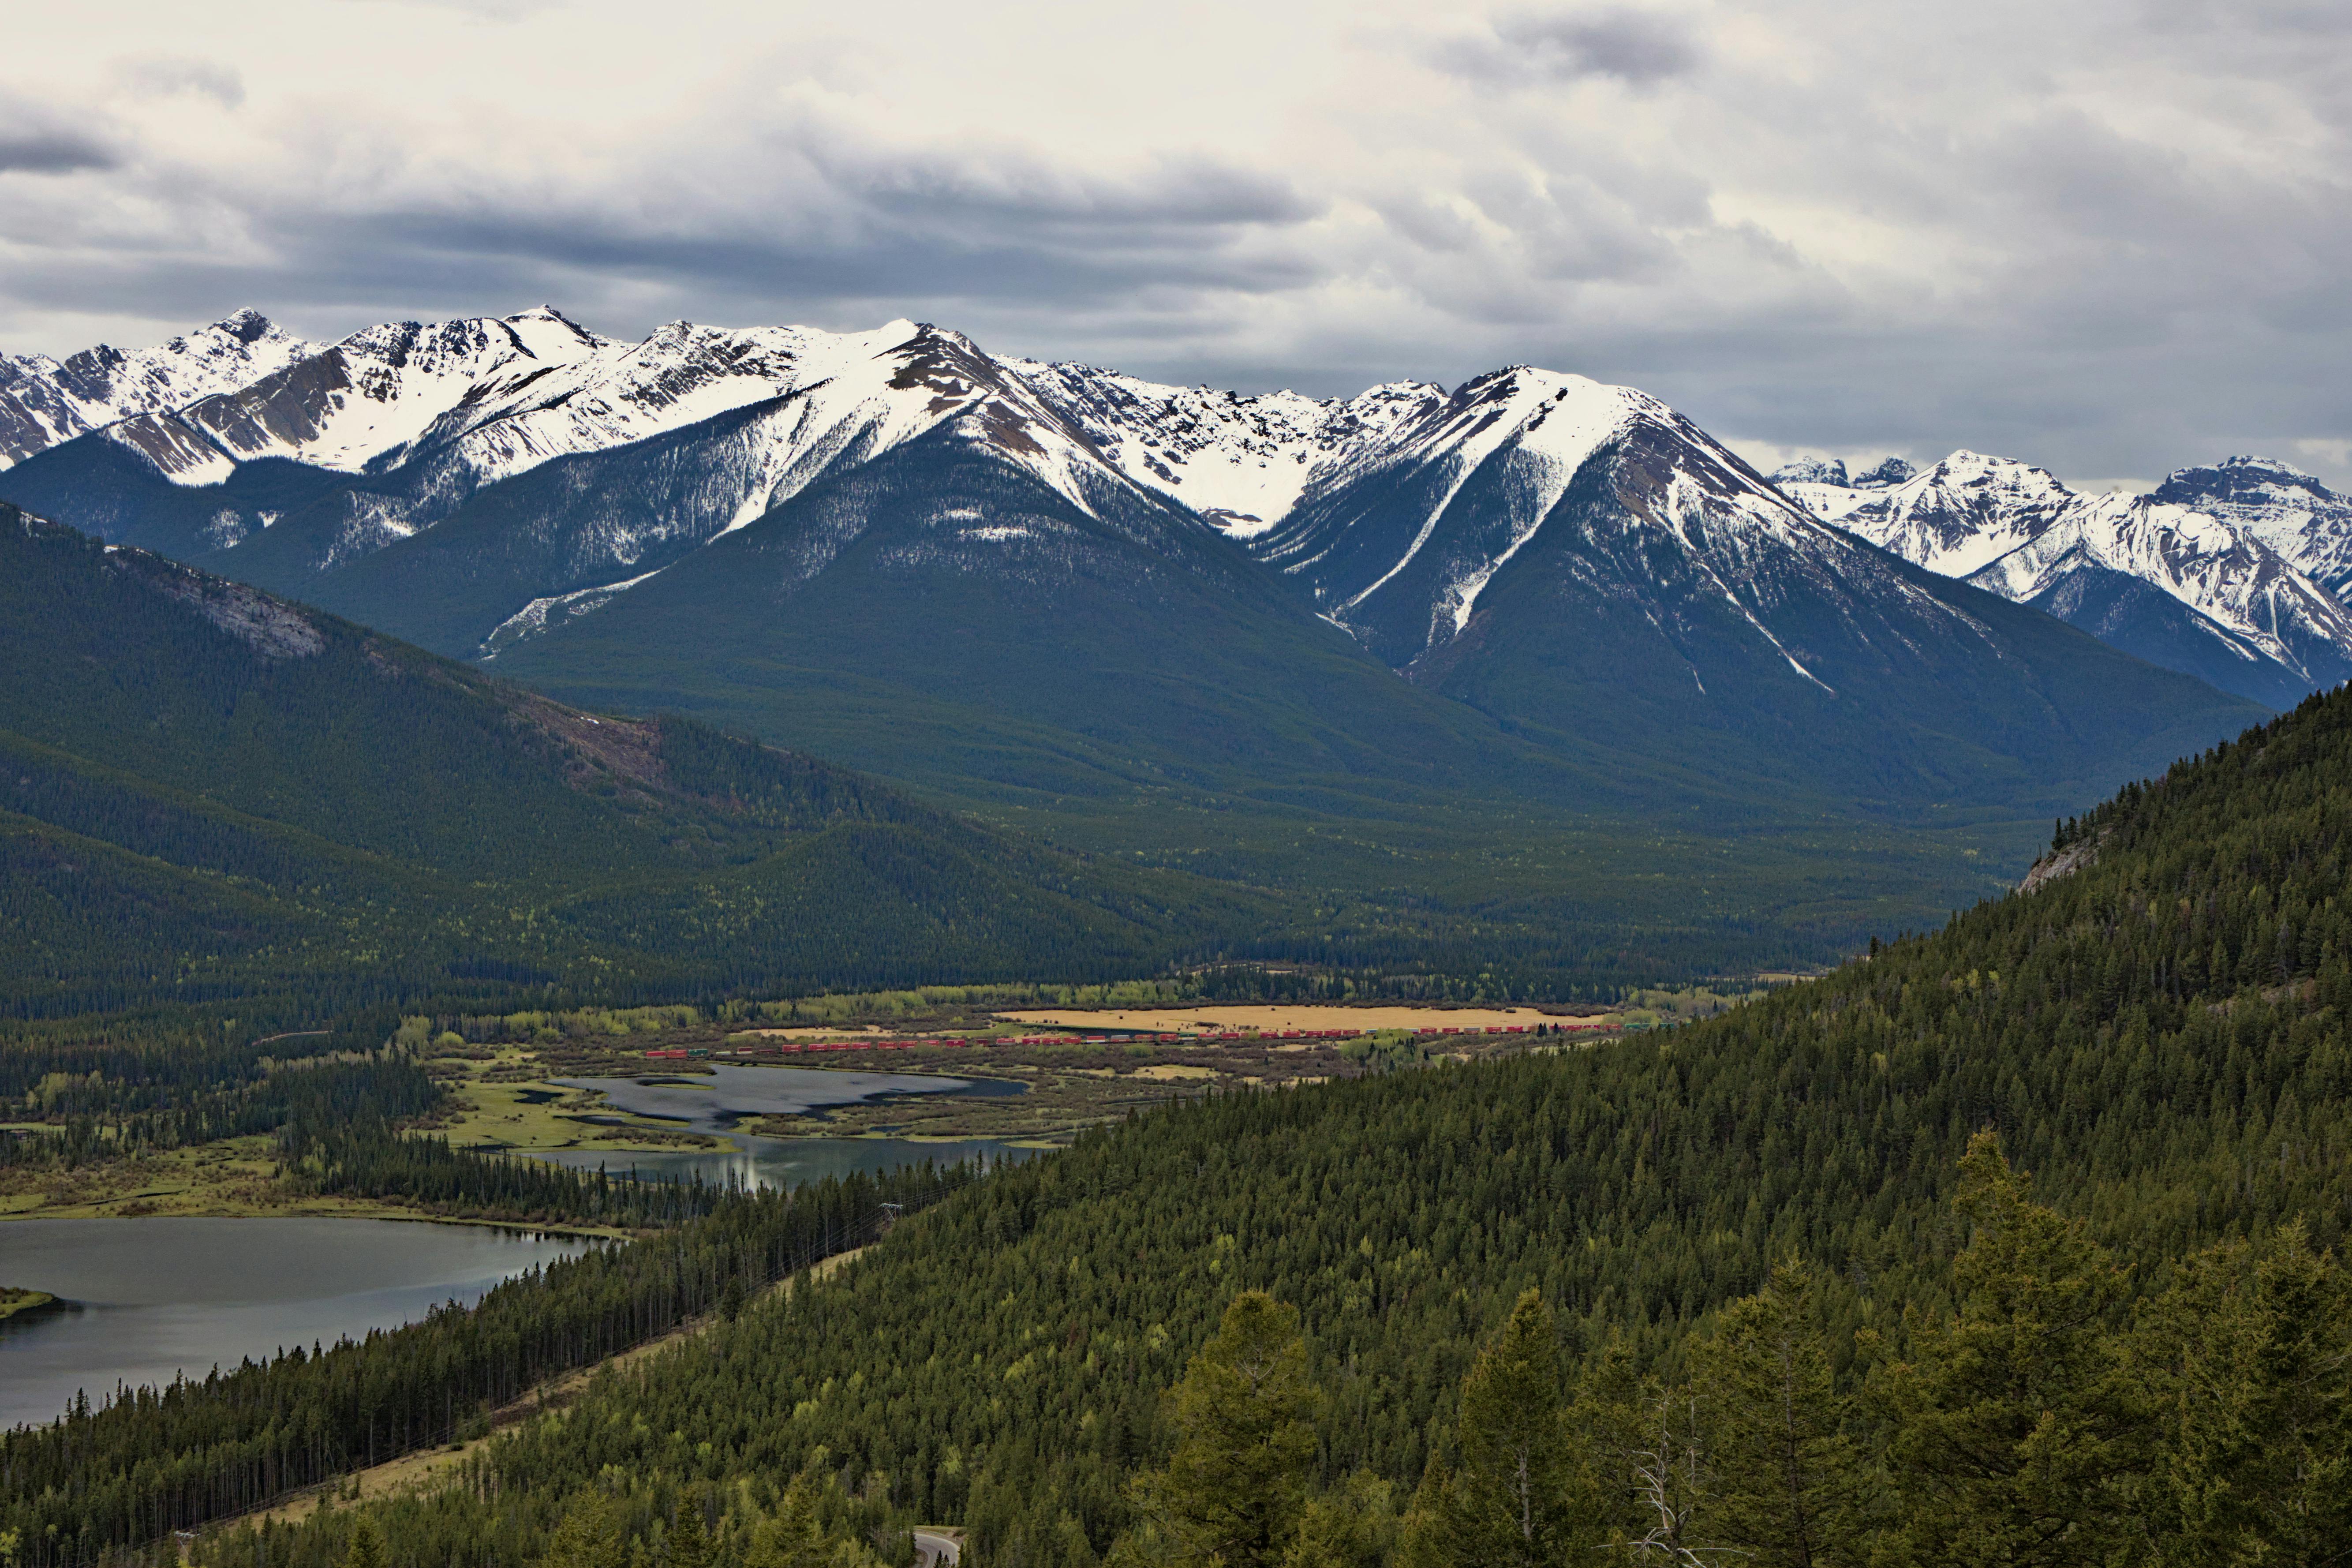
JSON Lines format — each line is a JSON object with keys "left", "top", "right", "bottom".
{"left": 549, "top": 1063, "right": 1024, "bottom": 1132}
{"left": 533, "top": 1065, "right": 1046, "bottom": 1191}
{"left": 0, "top": 1218, "right": 587, "bottom": 1431}
{"left": 534, "top": 1132, "right": 1042, "bottom": 1190}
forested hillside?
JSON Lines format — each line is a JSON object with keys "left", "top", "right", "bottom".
{"left": 62, "top": 684, "right": 2341, "bottom": 1568}
{"left": 0, "top": 503, "right": 1272, "bottom": 1014}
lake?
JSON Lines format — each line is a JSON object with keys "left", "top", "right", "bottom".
{"left": 548, "top": 1063, "right": 1025, "bottom": 1132}
{"left": 0, "top": 1218, "right": 587, "bottom": 1431}
{"left": 530, "top": 1064, "right": 1045, "bottom": 1192}
{"left": 533, "top": 1132, "right": 1042, "bottom": 1190}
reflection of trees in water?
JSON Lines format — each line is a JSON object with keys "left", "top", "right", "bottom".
{"left": 528, "top": 1135, "right": 1042, "bottom": 1195}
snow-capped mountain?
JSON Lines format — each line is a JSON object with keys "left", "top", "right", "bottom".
{"left": 1002, "top": 363, "right": 1444, "bottom": 534}
{"left": 1263, "top": 367, "right": 1862, "bottom": 674}
{"left": 1794, "top": 451, "right": 2352, "bottom": 707}
{"left": 1790, "top": 451, "right": 2078, "bottom": 576}
{"left": 2149, "top": 456, "right": 2352, "bottom": 601}
{"left": 0, "top": 311, "right": 1243, "bottom": 614}
{"left": 1225, "top": 370, "right": 2256, "bottom": 806}
{"left": 0, "top": 307, "right": 2263, "bottom": 823}
{"left": 0, "top": 310, "right": 318, "bottom": 469}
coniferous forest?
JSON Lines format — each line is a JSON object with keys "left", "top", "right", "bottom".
{"left": 7, "top": 681, "right": 2352, "bottom": 1566}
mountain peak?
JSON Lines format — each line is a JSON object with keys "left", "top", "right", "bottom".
{"left": 1770, "top": 456, "right": 1849, "bottom": 486}
{"left": 212, "top": 308, "right": 278, "bottom": 344}
{"left": 2152, "top": 454, "right": 2333, "bottom": 506}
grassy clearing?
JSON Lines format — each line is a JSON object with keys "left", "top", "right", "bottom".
{"left": 0, "top": 1286, "right": 56, "bottom": 1321}
{"left": 421, "top": 1048, "right": 723, "bottom": 1154}
{"left": 0, "top": 1134, "right": 611, "bottom": 1234}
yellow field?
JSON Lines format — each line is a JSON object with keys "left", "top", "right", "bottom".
{"left": 994, "top": 1003, "right": 1612, "bottom": 1034}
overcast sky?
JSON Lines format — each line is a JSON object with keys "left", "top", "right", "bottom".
{"left": 6, "top": 0, "right": 2348, "bottom": 490}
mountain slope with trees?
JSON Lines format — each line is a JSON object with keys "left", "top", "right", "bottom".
{"left": 0, "top": 502, "right": 1253, "bottom": 1015}
{"left": 0, "top": 310, "right": 2276, "bottom": 971}
{"left": 101, "top": 679, "right": 2352, "bottom": 1568}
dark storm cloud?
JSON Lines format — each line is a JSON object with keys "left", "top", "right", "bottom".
{"left": 273, "top": 142, "right": 1327, "bottom": 320}
{"left": 838, "top": 149, "right": 1318, "bottom": 232}
{"left": 0, "top": 132, "right": 116, "bottom": 175}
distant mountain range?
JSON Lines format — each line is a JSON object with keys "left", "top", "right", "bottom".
{"left": 1775, "top": 452, "right": 2352, "bottom": 708}
{"left": 0, "top": 308, "right": 2280, "bottom": 973}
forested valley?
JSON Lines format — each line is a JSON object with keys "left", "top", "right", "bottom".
{"left": 4, "top": 682, "right": 2348, "bottom": 1567}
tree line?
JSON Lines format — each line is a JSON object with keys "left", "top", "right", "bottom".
{"left": 0, "top": 1164, "right": 973, "bottom": 1568}
{"left": 1124, "top": 1132, "right": 2348, "bottom": 1568}
{"left": 148, "top": 681, "right": 2352, "bottom": 1568}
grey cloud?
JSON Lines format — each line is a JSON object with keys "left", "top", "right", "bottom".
{"left": 0, "top": 114, "right": 1335, "bottom": 357}
{"left": 0, "top": 131, "right": 117, "bottom": 175}
{"left": 6, "top": 0, "right": 2352, "bottom": 498}
{"left": 846, "top": 153, "right": 1316, "bottom": 232}
{"left": 1435, "top": 7, "right": 1705, "bottom": 87}
{"left": 0, "top": 95, "right": 120, "bottom": 176}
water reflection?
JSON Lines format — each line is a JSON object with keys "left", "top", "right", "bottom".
{"left": 548, "top": 1063, "right": 1024, "bottom": 1133}
{"left": 0, "top": 1218, "right": 586, "bottom": 1431}
{"left": 531, "top": 1132, "right": 1042, "bottom": 1192}
{"left": 528, "top": 1065, "right": 1044, "bottom": 1191}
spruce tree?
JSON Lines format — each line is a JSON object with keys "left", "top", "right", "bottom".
{"left": 2130, "top": 1224, "right": 2352, "bottom": 1564}
{"left": 1693, "top": 1259, "right": 1863, "bottom": 1568}
{"left": 665, "top": 1498, "right": 714, "bottom": 1568}
{"left": 1401, "top": 1289, "right": 1582, "bottom": 1568}
{"left": 747, "top": 1468, "right": 829, "bottom": 1568}
{"left": 1133, "top": 1291, "right": 1322, "bottom": 1568}
{"left": 1871, "top": 1133, "right": 2145, "bottom": 1568}
{"left": 344, "top": 1521, "right": 385, "bottom": 1568}
{"left": 536, "top": 1502, "right": 623, "bottom": 1568}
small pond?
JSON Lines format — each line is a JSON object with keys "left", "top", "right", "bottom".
{"left": 547, "top": 1063, "right": 1023, "bottom": 1133}
{"left": 0, "top": 1218, "right": 588, "bottom": 1431}
{"left": 532, "top": 1132, "right": 1042, "bottom": 1192}
{"left": 526, "top": 1065, "right": 1047, "bottom": 1192}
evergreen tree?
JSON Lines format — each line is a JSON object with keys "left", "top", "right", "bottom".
{"left": 537, "top": 1501, "right": 623, "bottom": 1568}
{"left": 343, "top": 1522, "right": 384, "bottom": 1568}
{"left": 2129, "top": 1224, "right": 2352, "bottom": 1566}
{"left": 1692, "top": 1260, "right": 1864, "bottom": 1568}
{"left": 1283, "top": 1474, "right": 1399, "bottom": 1568}
{"left": 1129, "top": 1291, "right": 1322, "bottom": 1568}
{"left": 747, "top": 1469, "right": 829, "bottom": 1568}
{"left": 1401, "top": 1290, "right": 1594, "bottom": 1568}
{"left": 665, "top": 1498, "right": 714, "bottom": 1568}
{"left": 1871, "top": 1133, "right": 2146, "bottom": 1568}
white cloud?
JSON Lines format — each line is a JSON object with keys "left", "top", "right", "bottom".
{"left": 1, "top": 0, "right": 2348, "bottom": 489}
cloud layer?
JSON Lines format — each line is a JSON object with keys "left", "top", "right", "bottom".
{"left": 5, "top": 0, "right": 2348, "bottom": 489}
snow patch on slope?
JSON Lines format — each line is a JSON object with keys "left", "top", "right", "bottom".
{"left": 480, "top": 569, "right": 665, "bottom": 659}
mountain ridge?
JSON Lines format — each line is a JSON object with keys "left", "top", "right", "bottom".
{"left": 0, "top": 309, "right": 2273, "bottom": 960}
{"left": 1779, "top": 449, "right": 2352, "bottom": 707}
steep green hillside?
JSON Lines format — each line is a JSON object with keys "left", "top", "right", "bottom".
{"left": 0, "top": 505, "right": 1252, "bottom": 1015}
{"left": 49, "top": 681, "right": 2347, "bottom": 1568}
